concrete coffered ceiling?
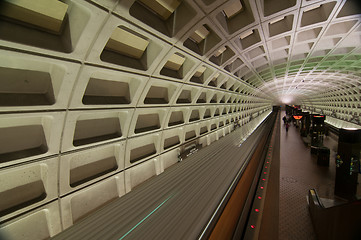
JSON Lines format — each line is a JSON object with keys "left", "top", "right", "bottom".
{"left": 192, "top": 0, "right": 361, "bottom": 106}
{"left": 183, "top": 0, "right": 361, "bottom": 124}
{"left": 0, "top": 0, "right": 360, "bottom": 238}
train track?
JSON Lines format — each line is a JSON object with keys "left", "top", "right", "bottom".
{"left": 52, "top": 112, "right": 277, "bottom": 240}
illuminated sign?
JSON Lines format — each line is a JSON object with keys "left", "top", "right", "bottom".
{"left": 293, "top": 115, "right": 303, "bottom": 120}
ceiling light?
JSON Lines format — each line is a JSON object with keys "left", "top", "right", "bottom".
{"left": 240, "top": 29, "right": 253, "bottom": 39}
{"left": 214, "top": 46, "right": 227, "bottom": 57}
{"left": 189, "top": 25, "right": 210, "bottom": 43}
{"left": 164, "top": 53, "right": 185, "bottom": 71}
{"left": 223, "top": 0, "right": 243, "bottom": 18}
{"left": 269, "top": 16, "right": 285, "bottom": 25}
{"left": 139, "top": 0, "right": 182, "bottom": 20}
{"left": 280, "top": 95, "right": 294, "bottom": 104}
{"left": 194, "top": 66, "right": 206, "bottom": 77}
{"left": 304, "top": 4, "right": 321, "bottom": 13}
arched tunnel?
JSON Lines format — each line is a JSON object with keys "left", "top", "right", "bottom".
{"left": 0, "top": 0, "right": 360, "bottom": 239}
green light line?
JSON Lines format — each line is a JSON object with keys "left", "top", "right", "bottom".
{"left": 118, "top": 196, "right": 172, "bottom": 240}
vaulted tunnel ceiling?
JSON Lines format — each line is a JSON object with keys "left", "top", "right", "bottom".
{"left": 121, "top": 0, "right": 361, "bottom": 116}
{"left": 187, "top": 0, "right": 361, "bottom": 106}
{"left": 1, "top": 0, "right": 361, "bottom": 238}
{"left": 178, "top": 0, "right": 361, "bottom": 124}
{"left": 1, "top": 0, "right": 360, "bottom": 116}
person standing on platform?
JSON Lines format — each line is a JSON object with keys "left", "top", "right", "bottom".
{"left": 285, "top": 122, "right": 289, "bottom": 132}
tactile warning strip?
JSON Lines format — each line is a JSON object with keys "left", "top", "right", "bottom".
{"left": 243, "top": 111, "right": 279, "bottom": 239}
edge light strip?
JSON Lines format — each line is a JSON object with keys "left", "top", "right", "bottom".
{"left": 118, "top": 195, "right": 172, "bottom": 240}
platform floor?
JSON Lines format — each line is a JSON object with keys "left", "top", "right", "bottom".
{"left": 279, "top": 113, "right": 336, "bottom": 240}
{"left": 278, "top": 112, "right": 361, "bottom": 240}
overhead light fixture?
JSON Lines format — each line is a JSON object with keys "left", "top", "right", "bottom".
{"left": 269, "top": 16, "right": 285, "bottom": 25}
{"left": 106, "top": 27, "right": 149, "bottom": 59}
{"left": 193, "top": 65, "right": 206, "bottom": 78}
{"left": 223, "top": 0, "right": 243, "bottom": 18}
{"left": 214, "top": 46, "right": 227, "bottom": 57}
{"left": 164, "top": 53, "right": 185, "bottom": 71}
{"left": 189, "top": 25, "right": 210, "bottom": 43}
{"left": 139, "top": 0, "right": 182, "bottom": 20}
{"left": 0, "top": 0, "right": 68, "bottom": 34}
{"left": 240, "top": 29, "right": 253, "bottom": 39}
{"left": 304, "top": 4, "right": 321, "bottom": 13}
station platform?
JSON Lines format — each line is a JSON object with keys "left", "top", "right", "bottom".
{"left": 279, "top": 112, "right": 361, "bottom": 239}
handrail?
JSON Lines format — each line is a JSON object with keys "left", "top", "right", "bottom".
{"left": 308, "top": 189, "right": 361, "bottom": 240}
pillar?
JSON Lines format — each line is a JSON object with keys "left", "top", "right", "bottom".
{"left": 335, "top": 129, "right": 361, "bottom": 200}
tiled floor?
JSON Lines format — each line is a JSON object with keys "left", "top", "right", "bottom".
{"left": 279, "top": 113, "right": 337, "bottom": 240}
{"left": 278, "top": 112, "right": 361, "bottom": 240}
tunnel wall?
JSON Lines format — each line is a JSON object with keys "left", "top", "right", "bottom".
{"left": 0, "top": 0, "right": 272, "bottom": 239}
